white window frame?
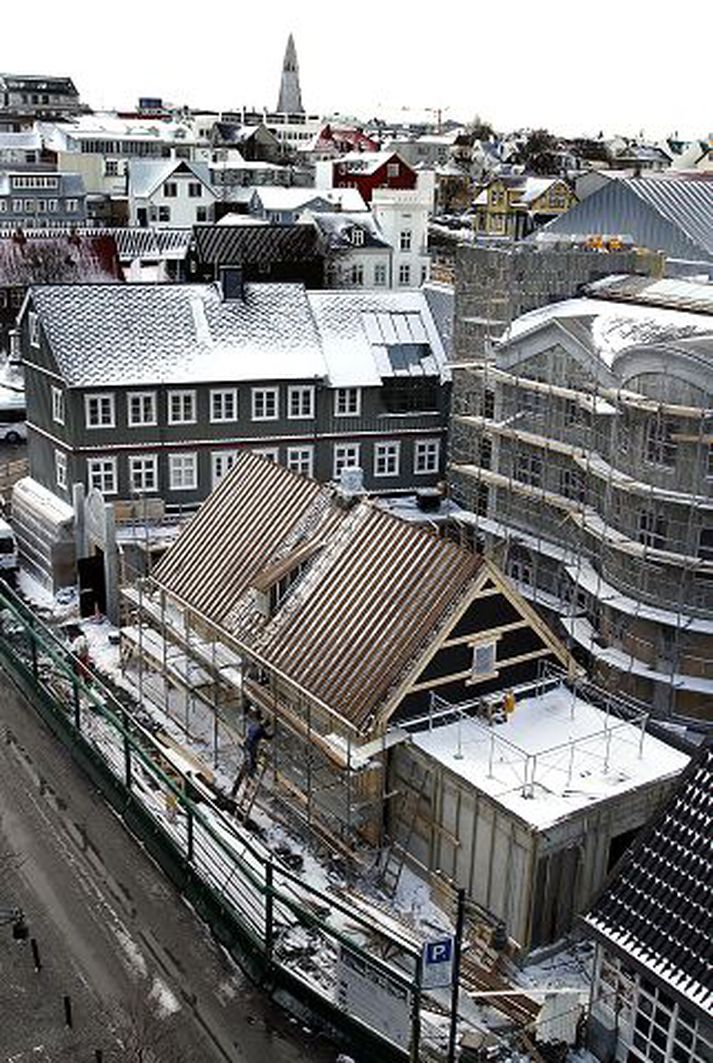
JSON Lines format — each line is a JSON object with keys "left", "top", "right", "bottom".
{"left": 167, "top": 389, "right": 196, "bottom": 425}
{"left": 333, "top": 443, "right": 360, "bottom": 478}
{"left": 286, "top": 445, "right": 314, "bottom": 478}
{"left": 210, "top": 388, "right": 238, "bottom": 423}
{"left": 51, "top": 386, "right": 65, "bottom": 425}
{"left": 211, "top": 449, "right": 238, "bottom": 488}
{"left": 251, "top": 387, "right": 279, "bottom": 421}
{"left": 65, "top": 198, "right": 78, "bottom": 213}
{"left": 55, "top": 449, "right": 67, "bottom": 490}
{"left": 85, "top": 392, "right": 115, "bottom": 429}
{"left": 127, "top": 391, "right": 157, "bottom": 427}
{"left": 398, "top": 263, "right": 411, "bottom": 286}
{"left": 129, "top": 454, "right": 158, "bottom": 494}
{"left": 414, "top": 438, "right": 440, "bottom": 475}
{"left": 29, "top": 310, "right": 40, "bottom": 348}
{"left": 287, "top": 385, "right": 315, "bottom": 420}
{"left": 399, "top": 229, "right": 412, "bottom": 251}
{"left": 386, "top": 162, "right": 400, "bottom": 178}
{"left": 334, "top": 387, "right": 361, "bottom": 417}
{"left": 168, "top": 451, "right": 198, "bottom": 492}
{"left": 469, "top": 638, "right": 498, "bottom": 682}
{"left": 350, "top": 262, "right": 364, "bottom": 286}
{"left": 374, "top": 263, "right": 387, "bottom": 286}
{"left": 251, "top": 447, "right": 279, "bottom": 462}
{"left": 87, "top": 456, "right": 117, "bottom": 495}
{"left": 374, "top": 440, "right": 400, "bottom": 478}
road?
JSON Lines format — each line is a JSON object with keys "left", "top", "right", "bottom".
{"left": 0, "top": 671, "right": 344, "bottom": 1063}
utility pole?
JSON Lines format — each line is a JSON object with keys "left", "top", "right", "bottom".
{"left": 447, "top": 887, "right": 466, "bottom": 1063}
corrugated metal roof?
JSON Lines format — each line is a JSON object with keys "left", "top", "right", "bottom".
{"left": 153, "top": 451, "right": 482, "bottom": 732}
{"left": 193, "top": 222, "right": 321, "bottom": 266}
{"left": 539, "top": 177, "right": 713, "bottom": 262}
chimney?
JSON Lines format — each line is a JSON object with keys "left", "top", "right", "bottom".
{"left": 219, "top": 265, "right": 245, "bottom": 301}
{"left": 336, "top": 466, "right": 365, "bottom": 508}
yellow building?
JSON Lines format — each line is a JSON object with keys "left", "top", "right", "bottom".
{"left": 473, "top": 175, "right": 576, "bottom": 238}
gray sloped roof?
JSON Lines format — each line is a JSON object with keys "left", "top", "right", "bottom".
{"left": 29, "top": 282, "right": 327, "bottom": 387}
{"left": 307, "top": 211, "right": 390, "bottom": 250}
{"left": 128, "top": 159, "right": 212, "bottom": 199}
{"left": 193, "top": 222, "right": 322, "bottom": 265}
{"left": 539, "top": 177, "right": 713, "bottom": 263}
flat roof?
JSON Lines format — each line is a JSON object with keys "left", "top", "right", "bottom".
{"left": 411, "top": 682, "right": 688, "bottom": 829}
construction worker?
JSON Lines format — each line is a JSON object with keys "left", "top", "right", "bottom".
{"left": 230, "top": 711, "right": 273, "bottom": 800}
{"left": 503, "top": 689, "right": 516, "bottom": 716}
{"left": 71, "top": 631, "right": 91, "bottom": 684}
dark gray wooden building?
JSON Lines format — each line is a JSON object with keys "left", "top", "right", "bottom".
{"left": 18, "top": 277, "right": 451, "bottom": 515}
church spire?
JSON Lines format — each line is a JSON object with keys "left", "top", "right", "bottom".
{"left": 277, "top": 33, "right": 304, "bottom": 114}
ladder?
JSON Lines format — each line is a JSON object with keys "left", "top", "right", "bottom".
{"left": 379, "top": 765, "right": 432, "bottom": 897}
{"left": 233, "top": 757, "right": 268, "bottom": 821}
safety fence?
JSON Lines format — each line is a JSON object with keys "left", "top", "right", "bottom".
{"left": 0, "top": 583, "right": 433, "bottom": 1062}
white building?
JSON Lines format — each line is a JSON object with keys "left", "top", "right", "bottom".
{"left": 128, "top": 159, "right": 216, "bottom": 228}
{"left": 371, "top": 173, "right": 434, "bottom": 288}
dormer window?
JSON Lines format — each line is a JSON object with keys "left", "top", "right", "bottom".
{"left": 351, "top": 227, "right": 364, "bottom": 247}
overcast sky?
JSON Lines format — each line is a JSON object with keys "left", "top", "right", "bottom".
{"left": 3, "top": 0, "right": 711, "bottom": 140}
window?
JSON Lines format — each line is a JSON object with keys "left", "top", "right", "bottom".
{"left": 333, "top": 443, "right": 360, "bottom": 478}
{"left": 36, "top": 199, "right": 46, "bottom": 213}
{"left": 698, "top": 527, "right": 713, "bottom": 561}
{"left": 12, "top": 199, "right": 22, "bottom": 213}
{"left": 188, "top": 182, "right": 203, "bottom": 198}
{"left": 87, "top": 456, "right": 117, "bottom": 494}
{"left": 374, "top": 263, "right": 387, "bottom": 286}
{"left": 252, "top": 387, "right": 279, "bottom": 421}
{"left": 286, "top": 446, "right": 314, "bottom": 477}
{"left": 708, "top": 445, "right": 713, "bottom": 479}
{"left": 386, "top": 162, "right": 400, "bottom": 178}
{"left": 645, "top": 417, "right": 677, "bottom": 468}
{"left": 168, "top": 389, "right": 196, "bottom": 424}
{"left": 414, "top": 438, "right": 440, "bottom": 474}
{"left": 24, "top": 199, "right": 35, "bottom": 213}
{"left": 127, "top": 391, "right": 157, "bottom": 426}
{"left": 210, "top": 388, "right": 238, "bottom": 423}
{"left": 334, "top": 387, "right": 361, "bottom": 417}
{"left": 196, "top": 206, "right": 208, "bottom": 222}
{"left": 129, "top": 454, "right": 158, "bottom": 493}
{"left": 471, "top": 640, "right": 497, "bottom": 679}
{"left": 399, "top": 229, "right": 412, "bottom": 251}
{"left": 0, "top": 201, "right": 5, "bottom": 213}
{"left": 350, "top": 227, "right": 364, "bottom": 246}
{"left": 287, "top": 385, "right": 314, "bottom": 420}
{"left": 85, "top": 393, "right": 115, "bottom": 428}
{"left": 29, "top": 311, "right": 40, "bottom": 348}
{"left": 383, "top": 378, "right": 439, "bottom": 414}
{"left": 157, "top": 205, "right": 171, "bottom": 222}
{"left": 211, "top": 449, "right": 237, "bottom": 488}
{"left": 51, "top": 386, "right": 65, "bottom": 425}
{"left": 639, "top": 508, "right": 667, "bottom": 549}
{"left": 398, "top": 263, "right": 411, "bottom": 286}
{"left": 483, "top": 388, "right": 495, "bottom": 419}
{"left": 169, "top": 452, "right": 198, "bottom": 491}
{"left": 105, "top": 159, "right": 119, "bottom": 176}
{"left": 251, "top": 447, "right": 279, "bottom": 462}
{"left": 163, "top": 182, "right": 177, "bottom": 197}
{"left": 374, "top": 441, "right": 400, "bottom": 477}
{"left": 65, "top": 199, "right": 78, "bottom": 213}
{"left": 560, "top": 467, "right": 586, "bottom": 503}
{"left": 47, "top": 199, "right": 58, "bottom": 213}
{"left": 55, "top": 449, "right": 67, "bottom": 490}
{"left": 350, "top": 262, "right": 364, "bottom": 286}
{"left": 515, "top": 451, "right": 542, "bottom": 487}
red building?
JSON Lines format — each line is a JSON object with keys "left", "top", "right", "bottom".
{"left": 328, "top": 151, "right": 417, "bottom": 203}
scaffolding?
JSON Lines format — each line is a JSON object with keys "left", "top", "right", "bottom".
{"left": 447, "top": 269, "right": 713, "bottom": 723}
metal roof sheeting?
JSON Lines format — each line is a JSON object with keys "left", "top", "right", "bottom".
{"left": 153, "top": 451, "right": 481, "bottom": 731}
{"left": 540, "top": 177, "right": 713, "bottom": 262}
{"left": 193, "top": 222, "right": 321, "bottom": 266}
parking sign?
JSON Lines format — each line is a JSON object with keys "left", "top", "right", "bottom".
{"left": 421, "top": 936, "right": 454, "bottom": 989}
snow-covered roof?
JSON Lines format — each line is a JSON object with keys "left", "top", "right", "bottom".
{"left": 29, "top": 283, "right": 327, "bottom": 387}
{"left": 307, "top": 289, "right": 450, "bottom": 388}
{"left": 499, "top": 296, "right": 713, "bottom": 367}
{"left": 0, "top": 131, "right": 42, "bottom": 151}
{"left": 411, "top": 682, "right": 688, "bottom": 829}
{"left": 306, "top": 210, "right": 389, "bottom": 250}
{"left": 0, "top": 171, "right": 84, "bottom": 197}
{"left": 332, "top": 150, "right": 407, "bottom": 175}
{"left": 253, "top": 186, "right": 367, "bottom": 213}
{"left": 27, "top": 283, "right": 450, "bottom": 390}
{"left": 128, "top": 159, "right": 212, "bottom": 200}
